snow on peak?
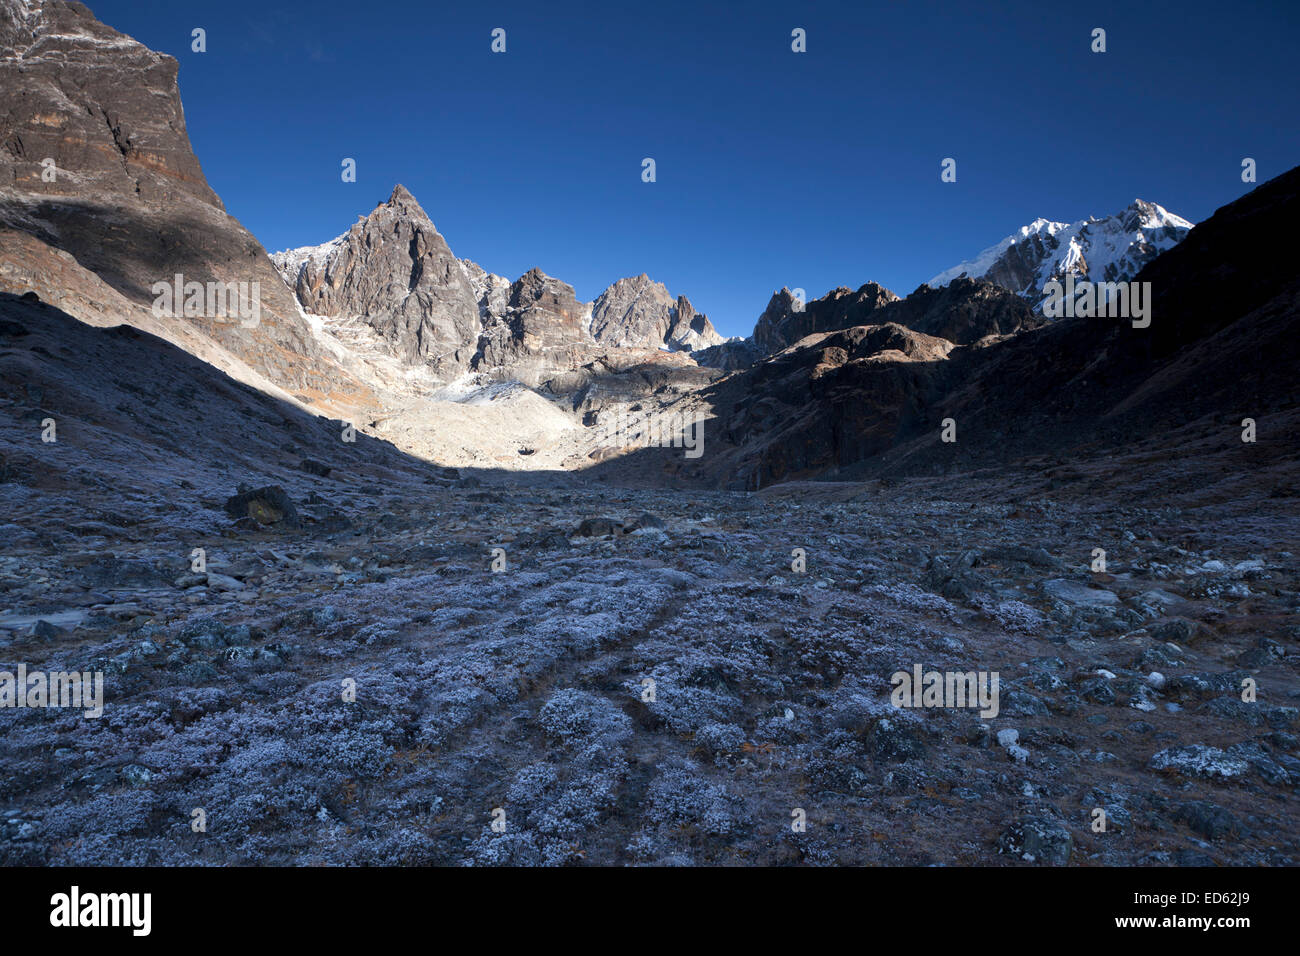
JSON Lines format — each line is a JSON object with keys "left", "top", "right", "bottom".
{"left": 269, "top": 234, "right": 348, "bottom": 283}
{"left": 926, "top": 200, "right": 1195, "bottom": 307}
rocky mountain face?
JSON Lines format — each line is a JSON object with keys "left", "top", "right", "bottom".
{"left": 275, "top": 185, "right": 481, "bottom": 375}
{"left": 273, "top": 197, "right": 727, "bottom": 389}
{"left": 460, "top": 258, "right": 511, "bottom": 322}
{"left": 271, "top": 193, "right": 606, "bottom": 390}
{"left": 0, "top": 0, "right": 215, "bottom": 208}
{"left": 0, "top": 0, "right": 374, "bottom": 413}
{"left": 473, "top": 267, "right": 594, "bottom": 387}
{"left": 589, "top": 274, "right": 726, "bottom": 352}
{"left": 928, "top": 200, "right": 1194, "bottom": 309}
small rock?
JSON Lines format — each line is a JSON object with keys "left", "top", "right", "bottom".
{"left": 575, "top": 517, "right": 621, "bottom": 538}
{"left": 1044, "top": 579, "right": 1120, "bottom": 607}
{"left": 30, "top": 619, "right": 65, "bottom": 639}
{"left": 224, "top": 484, "right": 300, "bottom": 528}
{"left": 1150, "top": 745, "right": 1250, "bottom": 780}
{"left": 1175, "top": 800, "right": 1249, "bottom": 841}
{"left": 997, "top": 816, "right": 1072, "bottom": 865}
{"left": 626, "top": 512, "right": 665, "bottom": 532}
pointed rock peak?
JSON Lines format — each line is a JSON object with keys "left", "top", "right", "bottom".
{"left": 344, "top": 184, "right": 444, "bottom": 239}
{"left": 512, "top": 267, "right": 575, "bottom": 296}
{"left": 1116, "top": 198, "right": 1194, "bottom": 232}
{"left": 1122, "top": 197, "right": 1157, "bottom": 218}
{"left": 374, "top": 184, "right": 436, "bottom": 225}
{"left": 599, "top": 273, "right": 667, "bottom": 298}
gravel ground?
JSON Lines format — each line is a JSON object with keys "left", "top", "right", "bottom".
{"left": 2, "top": 460, "right": 1296, "bottom": 866}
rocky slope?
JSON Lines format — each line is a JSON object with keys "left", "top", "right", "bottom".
{"left": 677, "top": 168, "right": 1299, "bottom": 490}
{"left": 875, "top": 278, "right": 1045, "bottom": 345}
{"left": 0, "top": 0, "right": 375, "bottom": 413}
{"left": 928, "top": 200, "right": 1194, "bottom": 310}
{"left": 749, "top": 278, "right": 1041, "bottom": 355}
{"left": 752, "top": 282, "right": 900, "bottom": 355}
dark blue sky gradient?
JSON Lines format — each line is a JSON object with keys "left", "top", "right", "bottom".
{"left": 91, "top": 0, "right": 1300, "bottom": 337}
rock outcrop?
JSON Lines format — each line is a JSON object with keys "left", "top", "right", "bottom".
{"left": 879, "top": 277, "right": 1043, "bottom": 345}
{"left": 692, "top": 322, "right": 957, "bottom": 488}
{"left": 751, "top": 282, "right": 899, "bottom": 355}
{"left": 692, "top": 338, "right": 760, "bottom": 371}
{"left": 460, "top": 258, "right": 511, "bottom": 321}
{"left": 736, "top": 277, "right": 1036, "bottom": 367}
{"left": 471, "top": 267, "right": 594, "bottom": 387}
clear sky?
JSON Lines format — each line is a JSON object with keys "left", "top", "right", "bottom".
{"left": 91, "top": 0, "right": 1300, "bottom": 338}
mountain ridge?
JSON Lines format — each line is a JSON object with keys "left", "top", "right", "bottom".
{"left": 927, "top": 200, "right": 1194, "bottom": 309}
{"left": 271, "top": 186, "right": 728, "bottom": 366}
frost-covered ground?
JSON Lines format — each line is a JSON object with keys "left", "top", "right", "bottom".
{"left": 1, "top": 466, "right": 1297, "bottom": 866}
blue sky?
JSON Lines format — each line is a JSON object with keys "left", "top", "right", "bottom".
{"left": 93, "top": 0, "right": 1300, "bottom": 338}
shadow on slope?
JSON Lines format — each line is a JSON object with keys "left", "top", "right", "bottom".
{"left": 683, "top": 166, "right": 1300, "bottom": 490}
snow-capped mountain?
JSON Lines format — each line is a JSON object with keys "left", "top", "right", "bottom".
{"left": 927, "top": 200, "right": 1194, "bottom": 310}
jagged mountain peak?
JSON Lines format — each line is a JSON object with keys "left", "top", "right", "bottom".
{"left": 590, "top": 273, "right": 725, "bottom": 353}
{"left": 270, "top": 183, "right": 447, "bottom": 284}
{"left": 928, "top": 200, "right": 1195, "bottom": 309}
{"left": 362, "top": 183, "right": 440, "bottom": 231}
{"left": 272, "top": 193, "right": 724, "bottom": 376}
{"left": 1114, "top": 197, "right": 1193, "bottom": 233}
{"left": 388, "top": 182, "right": 417, "bottom": 204}
{"left": 270, "top": 185, "right": 480, "bottom": 371}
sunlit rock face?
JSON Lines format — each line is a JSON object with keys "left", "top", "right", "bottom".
{"left": 0, "top": 0, "right": 363, "bottom": 404}
{"left": 590, "top": 273, "right": 725, "bottom": 352}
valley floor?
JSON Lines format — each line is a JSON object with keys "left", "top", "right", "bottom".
{"left": 1, "top": 466, "right": 1297, "bottom": 866}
